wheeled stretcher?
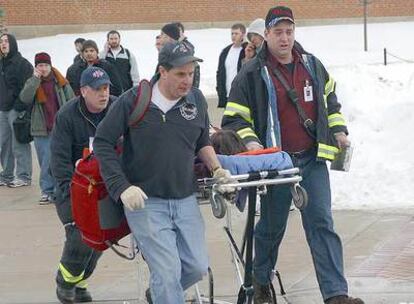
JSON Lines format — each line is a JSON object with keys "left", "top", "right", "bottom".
{"left": 95, "top": 152, "right": 308, "bottom": 303}
{"left": 194, "top": 166, "right": 308, "bottom": 304}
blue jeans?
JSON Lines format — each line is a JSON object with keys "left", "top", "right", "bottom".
{"left": 34, "top": 136, "right": 55, "bottom": 195}
{"left": 124, "top": 194, "right": 209, "bottom": 304}
{"left": 253, "top": 154, "right": 348, "bottom": 301}
{"left": 0, "top": 110, "right": 14, "bottom": 182}
{"left": 0, "top": 110, "right": 32, "bottom": 182}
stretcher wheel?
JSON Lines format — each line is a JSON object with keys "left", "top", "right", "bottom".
{"left": 290, "top": 184, "right": 308, "bottom": 210}
{"left": 210, "top": 192, "right": 227, "bottom": 219}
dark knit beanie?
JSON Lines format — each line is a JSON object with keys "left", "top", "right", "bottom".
{"left": 81, "top": 39, "right": 99, "bottom": 53}
{"left": 34, "top": 52, "right": 51, "bottom": 66}
{"left": 161, "top": 23, "right": 180, "bottom": 41}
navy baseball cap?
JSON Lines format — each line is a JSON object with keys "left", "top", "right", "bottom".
{"left": 158, "top": 41, "right": 203, "bottom": 68}
{"left": 80, "top": 66, "right": 112, "bottom": 89}
{"left": 265, "top": 6, "right": 295, "bottom": 28}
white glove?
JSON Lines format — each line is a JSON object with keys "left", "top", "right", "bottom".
{"left": 120, "top": 186, "right": 148, "bottom": 211}
{"left": 213, "top": 167, "right": 236, "bottom": 194}
{"left": 213, "top": 167, "right": 231, "bottom": 181}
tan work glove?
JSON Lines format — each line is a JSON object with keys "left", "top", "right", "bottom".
{"left": 213, "top": 167, "right": 235, "bottom": 194}
{"left": 120, "top": 186, "right": 148, "bottom": 211}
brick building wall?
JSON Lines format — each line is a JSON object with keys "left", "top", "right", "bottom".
{"left": 1, "top": 0, "right": 414, "bottom": 26}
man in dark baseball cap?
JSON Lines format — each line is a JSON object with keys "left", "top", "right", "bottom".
{"left": 79, "top": 66, "right": 112, "bottom": 113}
{"left": 158, "top": 41, "right": 203, "bottom": 68}
{"left": 50, "top": 67, "right": 117, "bottom": 304}
{"left": 221, "top": 4, "right": 365, "bottom": 304}
{"left": 93, "top": 38, "right": 233, "bottom": 304}
{"left": 80, "top": 66, "right": 112, "bottom": 89}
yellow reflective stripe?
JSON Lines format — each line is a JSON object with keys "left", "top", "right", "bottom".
{"left": 325, "top": 76, "right": 335, "bottom": 96}
{"left": 317, "top": 143, "right": 339, "bottom": 160}
{"left": 59, "top": 263, "right": 84, "bottom": 284}
{"left": 226, "top": 102, "right": 251, "bottom": 115}
{"left": 224, "top": 102, "right": 253, "bottom": 123}
{"left": 76, "top": 280, "right": 88, "bottom": 289}
{"left": 323, "top": 76, "right": 336, "bottom": 108}
{"left": 237, "top": 127, "right": 258, "bottom": 139}
{"left": 223, "top": 110, "right": 236, "bottom": 116}
{"left": 328, "top": 113, "right": 346, "bottom": 128}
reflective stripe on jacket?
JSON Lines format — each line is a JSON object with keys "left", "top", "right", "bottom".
{"left": 221, "top": 43, "right": 348, "bottom": 161}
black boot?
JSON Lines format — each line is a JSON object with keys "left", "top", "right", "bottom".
{"left": 56, "top": 286, "right": 75, "bottom": 304}
{"left": 253, "top": 279, "right": 273, "bottom": 304}
{"left": 74, "top": 287, "right": 92, "bottom": 302}
{"left": 145, "top": 288, "right": 153, "bottom": 304}
{"left": 325, "top": 295, "right": 365, "bottom": 304}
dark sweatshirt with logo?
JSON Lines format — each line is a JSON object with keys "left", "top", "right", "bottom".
{"left": 93, "top": 84, "right": 211, "bottom": 202}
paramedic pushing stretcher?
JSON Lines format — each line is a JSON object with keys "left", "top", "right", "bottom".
{"left": 50, "top": 67, "right": 117, "bottom": 304}
{"left": 93, "top": 41, "right": 232, "bottom": 304}
{"left": 221, "top": 6, "right": 364, "bottom": 304}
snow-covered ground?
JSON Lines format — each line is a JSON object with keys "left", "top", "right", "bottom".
{"left": 17, "top": 22, "right": 414, "bottom": 210}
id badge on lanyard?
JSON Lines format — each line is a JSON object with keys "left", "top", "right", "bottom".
{"left": 304, "top": 80, "right": 313, "bottom": 102}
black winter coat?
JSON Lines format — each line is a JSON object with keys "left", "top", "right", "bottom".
{"left": 50, "top": 95, "right": 117, "bottom": 223}
{"left": 0, "top": 34, "right": 33, "bottom": 111}
{"left": 216, "top": 42, "right": 247, "bottom": 108}
{"left": 66, "top": 59, "right": 123, "bottom": 97}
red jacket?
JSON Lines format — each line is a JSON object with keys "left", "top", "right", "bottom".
{"left": 267, "top": 50, "right": 317, "bottom": 152}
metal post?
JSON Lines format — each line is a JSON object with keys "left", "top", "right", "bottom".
{"left": 363, "top": 0, "right": 368, "bottom": 51}
{"left": 384, "top": 48, "right": 387, "bottom": 66}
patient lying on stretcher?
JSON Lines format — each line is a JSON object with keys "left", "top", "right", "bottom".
{"left": 210, "top": 129, "right": 293, "bottom": 175}
{"left": 196, "top": 129, "right": 294, "bottom": 212}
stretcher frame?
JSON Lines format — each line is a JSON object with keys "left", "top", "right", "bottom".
{"left": 192, "top": 167, "right": 308, "bottom": 304}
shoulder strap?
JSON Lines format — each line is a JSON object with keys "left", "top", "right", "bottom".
{"left": 301, "top": 54, "right": 317, "bottom": 81}
{"left": 128, "top": 79, "right": 152, "bottom": 127}
{"left": 125, "top": 48, "right": 130, "bottom": 60}
{"left": 271, "top": 67, "right": 316, "bottom": 138}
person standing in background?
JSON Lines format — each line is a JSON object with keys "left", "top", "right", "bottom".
{"left": 66, "top": 39, "right": 123, "bottom": 96}
{"left": 99, "top": 30, "right": 140, "bottom": 91}
{"left": 0, "top": 33, "right": 33, "bottom": 188}
{"left": 73, "top": 37, "right": 85, "bottom": 64}
{"left": 216, "top": 23, "right": 247, "bottom": 108}
{"left": 20, "top": 52, "right": 74, "bottom": 204}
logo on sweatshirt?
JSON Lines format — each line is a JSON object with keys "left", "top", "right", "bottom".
{"left": 180, "top": 103, "right": 198, "bottom": 120}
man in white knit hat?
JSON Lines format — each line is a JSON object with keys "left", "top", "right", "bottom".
{"left": 247, "top": 18, "right": 265, "bottom": 50}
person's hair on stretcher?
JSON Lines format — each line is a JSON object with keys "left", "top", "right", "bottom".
{"left": 195, "top": 129, "right": 246, "bottom": 179}
{"left": 202, "top": 128, "right": 295, "bottom": 212}
{"left": 211, "top": 129, "right": 247, "bottom": 155}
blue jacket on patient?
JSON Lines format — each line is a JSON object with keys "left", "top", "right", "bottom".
{"left": 216, "top": 152, "right": 294, "bottom": 212}
{"left": 217, "top": 151, "right": 293, "bottom": 175}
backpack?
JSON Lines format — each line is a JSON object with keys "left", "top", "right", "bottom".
{"left": 70, "top": 80, "right": 152, "bottom": 257}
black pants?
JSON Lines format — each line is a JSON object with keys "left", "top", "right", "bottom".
{"left": 55, "top": 202, "right": 102, "bottom": 289}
